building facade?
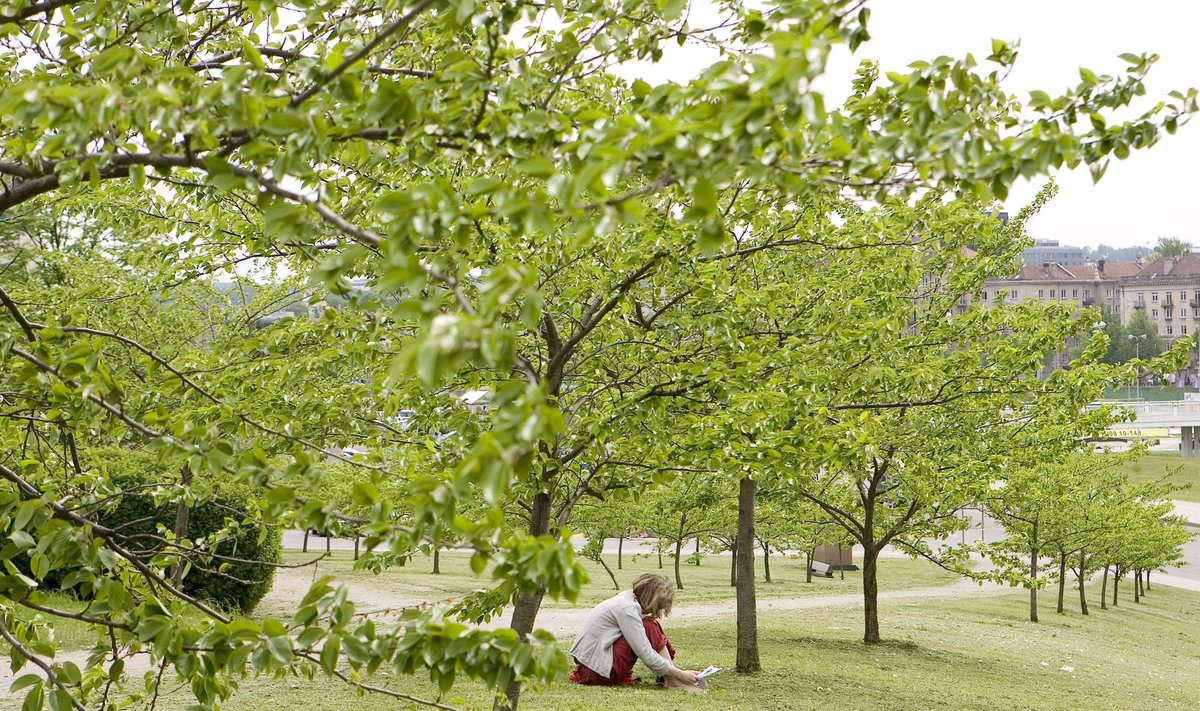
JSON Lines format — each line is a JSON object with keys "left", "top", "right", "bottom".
{"left": 1020, "top": 239, "right": 1088, "bottom": 266}
{"left": 977, "top": 253, "right": 1200, "bottom": 378}
{"left": 1115, "top": 254, "right": 1200, "bottom": 344}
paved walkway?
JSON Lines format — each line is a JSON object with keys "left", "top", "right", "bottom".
{"left": 1174, "top": 499, "right": 1200, "bottom": 527}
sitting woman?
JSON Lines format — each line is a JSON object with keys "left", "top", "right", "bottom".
{"left": 568, "top": 573, "right": 703, "bottom": 690}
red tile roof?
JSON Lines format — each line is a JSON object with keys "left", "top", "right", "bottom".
{"left": 1096, "top": 262, "right": 1142, "bottom": 279}
{"left": 1125, "top": 254, "right": 1200, "bottom": 280}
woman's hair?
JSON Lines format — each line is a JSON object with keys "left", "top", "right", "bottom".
{"left": 631, "top": 573, "right": 675, "bottom": 619}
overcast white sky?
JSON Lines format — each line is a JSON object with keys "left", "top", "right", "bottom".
{"left": 619, "top": 1, "right": 1200, "bottom": 251}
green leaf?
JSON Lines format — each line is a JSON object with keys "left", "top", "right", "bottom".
{"left": 22, "top": 684, "right": 43, "bottom": 711}
{"left": 692, "top": 177, "right": 718, "bottom": 215}
{"left": 261, "top": 112, "right": 309, "bottom": 137}
{"left": 514, "top": 158, "right": 555, "bottom": 179}
{"left": 467, "top": 176, "right": 504, "bottom": 196}
{"left": 8, "top": 674, "right": 41, "bottom": 693}
{"left": 351, "top": 481, "right": 380, "bottom": 506}
{"left": 320, "top": 635, "right": 341, "bottom": 675}
{"left": 267, "top": 635, "right": 293, "bottom": 664}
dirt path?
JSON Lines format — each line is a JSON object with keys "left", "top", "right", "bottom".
{"left": 0, "top": 576, "right": 1007, "bottom": 698}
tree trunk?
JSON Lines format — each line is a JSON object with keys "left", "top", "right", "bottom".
{"left": 1029, "top": 529, "right": 1039, "bottom": 623}
{"left": 1056, "top": 553, "right": 1066, "bottom": 614}
{"left": 1112, "top": 566, "right": 1120, "bottom": 607}
{"left": 762, "top": 541, "right": 771, "bottom": 584}
{"left": 694, "top": 537, "right": 701, "bottom": 565}
{"left": 1134, "top": 570, "right": 1141, "bottom": 602}
{"left": 1100, "top": 565, "right": 1109, "bottom": 610}
{"left": 302, "top": 528, "right": 310, "bottom": 553}
{"left": 597, "top": 554, "right": 620, "bottom": 590}
{"left": 1077, "top": 550, "right": 1088, "bottom": 616}
{"left": 1145, "top": 569, "right": 1150, "bottom": 591}
{"left": 354, "top": 535, "right": 360, "bottom": 561}
{"left": 617, "top": 534, "right": 624, "bottom": 570}
{"left": 735, "top": 476, "right": 760, "bottom": 672}
{"left": 325, "top": 533, "right": 331, "bottom": 554}
{"left": 674, "top": 536, "right": 685, "bottom": 590}
{"left": 730, "top": 543, "right": 737, "bottom": 587}
{"left": 169, "top": 464, "right": 193, "bottom": 587}
{"left": 501, "top": 490, "right": 552, "bottom": 711}
{"left": 658, "top": 547, "right": 663, "bottom": 569}
{"left": 862, "top": 546, "right": 881, "bottom": 643}
{"left": 432, "top": 546, "right": 440, "bottom": 574}
{"left": 805, "top": 549, "right": 813, "bottom": 584}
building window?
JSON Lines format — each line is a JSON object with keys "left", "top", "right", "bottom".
{"left": 1072, "top": 289, "right": 1078, "bottom": 298}
{"left": 1168, "top": 325, "right": 1174, "bottom": 335}
{"left": 1153, "top": 309, "right": 1159, "bottom": 318}
{"left": 1010, "top": 288, "right": 1017, "bottom": 299}
{"left": 1106, "top": 289, "right": 1113, "bottom": 298}
{"left": 1182, "top": 292, "right": 1188, "bottom": 301}
{"left": 1038, "top": 289, "right": 1044, "bottom": 298}
{"left": 1084, "top": 289, "right": 1091, "bottom": 298}
{"left": 1184, "top": 308, "right": 1189, "bottom": 318}
{"left": 1153, "top": 292, "right": 1159, "bottom": 302}
{"left": 982, "top": 291, "right": 988, "bottom": 300}
{"left": 1060, "top": 289, "right": 1067, "bottom": 298}
{"left": 1184, "top": 326, "right": 1190, "bottom": 335}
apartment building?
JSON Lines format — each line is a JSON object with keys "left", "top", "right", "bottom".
{"left": 981, "top": 261, "right": 1133, "bottom": 314}
{"left": 1020, "top": 239, "right": 1087, "bottom": 266}
{"left": 980, "top": 259, "right": 1142, "bottom": 373}
{"left": 1117, "top": 254, "right": 1200, "bottom": 343}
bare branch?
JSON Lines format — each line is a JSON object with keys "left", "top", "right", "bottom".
{"left": 290, "top": 0, "right": 439, "bottom": 107}
{"left": 0, "top": 617, "right": 92, "bottom": 711}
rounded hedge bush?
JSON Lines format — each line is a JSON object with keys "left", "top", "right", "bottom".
{"left": 53, "top": 447, "right": 281, "bottom": 614}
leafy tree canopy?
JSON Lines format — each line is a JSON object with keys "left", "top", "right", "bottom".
{"left": 0, "top": 0, "right": 1197, "bottom": 709}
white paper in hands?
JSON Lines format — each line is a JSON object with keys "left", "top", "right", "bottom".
{"left": 698, "top": 665, "right": 721, "bottom": 679}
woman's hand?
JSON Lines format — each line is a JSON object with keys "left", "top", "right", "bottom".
{"left": 667, "top": 667, "right": 701, "bottom": 686}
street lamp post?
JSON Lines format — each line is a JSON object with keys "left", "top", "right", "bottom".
{"left": 1129, "top": 334, "right": 1147, "bottom": 400}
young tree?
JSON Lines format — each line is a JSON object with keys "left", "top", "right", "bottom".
{"left": 1150, "top": 237, "right": 1193, "bottom": 261}
{"left": 981, "top": 450, "right": 1131, "bottom": 621}
{"left": 1125, "top": 309, "right": 1164, "bottom": 359}
{"left": 706, "top": 195, "right": 1193, "bottom": 644}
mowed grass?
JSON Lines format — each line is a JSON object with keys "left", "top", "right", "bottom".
{"left": 277, "top": 547, "right": 960, "bottom": 609}
{"left": 160, "top": 580, "right": 1200, "bottom": 711}
{"left": 1103, "top": 385, "right": 1190, "bottom": 402}
{"left": 1119, "top": 453, "right": 1200, "bottom": 502}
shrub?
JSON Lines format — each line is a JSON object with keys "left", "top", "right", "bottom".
{"left": 50, "top": 447, "right": 281, "bottom": 614}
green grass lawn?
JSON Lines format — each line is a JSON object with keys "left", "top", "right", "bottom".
{"left": 273, "top": 548, "right": 960, "bottom": 613}
{"left": 1103, "top": 385, "right": 1191, "bottom": 402}
{"left": 1119, "top": 452, "right": 1200, "bottom": 502}
{"left": 161, "top": 581, "right": 1200, "bottom": 711}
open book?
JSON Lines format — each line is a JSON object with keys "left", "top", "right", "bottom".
{"left": 698, "top": 665, "right": 721, "bottom": 679}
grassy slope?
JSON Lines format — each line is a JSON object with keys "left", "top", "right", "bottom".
{"left": 1121, "top": 453, "right": 1200, "bottom": 503}
{"left": 160, "top": 563, "right": 1200, "bottom": 711}
{"left": 1103, "top": 386, "right": 1189, "bottom": 402}
{"left": 277, "top": 548, "right": 960, "bottom": 610}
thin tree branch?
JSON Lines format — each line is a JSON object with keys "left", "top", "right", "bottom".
{"left": 289, "top": 0, "right": 439, "bottom": 107}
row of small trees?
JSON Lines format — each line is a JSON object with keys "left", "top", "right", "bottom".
{"left": 983, "top": 450, "right": 1191, "bottom": 620}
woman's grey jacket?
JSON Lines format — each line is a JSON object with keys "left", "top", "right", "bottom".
{"left": 568, "top": 590, "right": 672, "bottom": 678}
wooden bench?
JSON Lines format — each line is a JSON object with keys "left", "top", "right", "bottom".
{"left": 810, "top": 561, "right": 833, "bottom": 578}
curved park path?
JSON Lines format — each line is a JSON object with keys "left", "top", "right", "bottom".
{"left": 259, "top": 565, "right": 1009, "bottom": 637}
{"left": 0, "top": 574, "right": 1005, "bottom": 698}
